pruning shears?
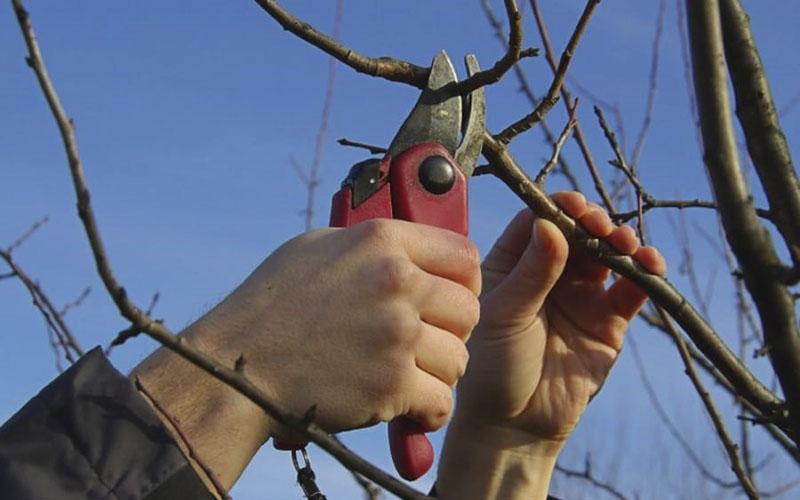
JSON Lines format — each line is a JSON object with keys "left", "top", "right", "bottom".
{"left": 330, "top": 51, "right": 486, "bottom": 480}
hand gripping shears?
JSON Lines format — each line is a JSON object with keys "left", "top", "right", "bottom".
{"left": 330, "top": 51, "right": 486, "bottom": 480}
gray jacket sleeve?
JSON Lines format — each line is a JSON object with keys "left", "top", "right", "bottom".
{"left": 0, "top": 347, "right": 214, "bottom": 500}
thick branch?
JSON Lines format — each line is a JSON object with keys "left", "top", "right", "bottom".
{"left": 482, "top": 132, "right": 782, "bottom": 423}
{"left": 686, "top": 0, "right": 800, "bottom": 436}
{"left": 719, "top": 0, "right": 800, "bottom": 267}
{"left": 254, "top": 0, "right": 534, "bottom": 98}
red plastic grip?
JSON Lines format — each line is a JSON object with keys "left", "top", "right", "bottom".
{"left": 330, "top": 143, "right": 468, "bottom": 481}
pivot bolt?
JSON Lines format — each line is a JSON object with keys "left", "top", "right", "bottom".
{"left": 418, "top": 156, "right": 455, "bottom": 195}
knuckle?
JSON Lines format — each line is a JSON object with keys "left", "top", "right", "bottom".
{"left": 461, "top": 238, "right": 482, "bottom": 275}
{"left": 454, "top": 342, "right": 469, "bottom": 381}
{"left": 357, "top": 218, "right": 395, "bottom": 247}
{"left": 428, "top": 388, "right": 454, "bottom": 429}
{"left": 380, "top": 306, "right": 421, "bottom": 345}
{"left": 374, "top": 256, "right": 417, "bottom": 295}
{"left": 464, "top": 293, "right": 481, "bottom": 330}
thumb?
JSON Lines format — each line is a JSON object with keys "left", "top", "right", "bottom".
{"left": 482, "top": 218, "right": 568, "bottom": 329}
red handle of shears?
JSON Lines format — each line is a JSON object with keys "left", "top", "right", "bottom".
{"left": 330, "top": 143, "right": 468, "bottom": 480}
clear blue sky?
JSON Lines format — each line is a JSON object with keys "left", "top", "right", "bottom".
{"left": 2, "top": 1, "right": 799, "bottom": 498}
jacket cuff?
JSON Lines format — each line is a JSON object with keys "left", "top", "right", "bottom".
{"left": 0, "top": 347, "right": 212, "bottom": 500}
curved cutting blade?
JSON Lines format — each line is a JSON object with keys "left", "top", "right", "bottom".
{"left": 454, "top": 54, "right": 485, "bottom": 177}
{"left": 387, "top": 51, "right": 462, "bottom": 158}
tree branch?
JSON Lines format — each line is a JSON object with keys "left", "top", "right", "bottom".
{"left": 481, "top": 132, "right": 783, "bottom": 425}
{"left": 534, "top": 102, "right": 578, "bottom": 185}
{"left": 656, "top": 308, "right": 758, "bottom": 499}
{"left": 686, "top": 0, "right": 800, "bottom": 438}
{"left": 494, "top": 0, "right": 600, "bottom": 144}
{"left": 555, "top": 454, "right": 628, "bottom": 500}
{"left": 252, "top": 0, "right": 427, "bottom": 87}
{"left": 719, "top": 0, "right": 800, "bottom": 268}
{"left": 480, "top": 0, "right": 581, "bottom": 191}
{"left": 528, "top": 0, "right": 615, "bottom": 212}
{"left": 629, "top": 0, "right": 666, "bottom": 170}
{"left": 0, "top": 245, "right": 84, "bottom": 366}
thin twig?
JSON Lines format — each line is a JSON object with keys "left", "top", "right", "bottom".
{"left": 337, "top": 138, "right": 387, "bottom": 155}
{"left": 252, "top": 0, "right": 427, "bottom": 86}
{"left": 0, "top": 247, "right": 84, "bottom": 365}
{"left": 528, "top": 0, "right": 615, "bottom": 212}
{"left": 297, "top": 0, "right": 343, "bottom": 231}
{"left": 555, "top": 454, "right": 628, "bottom": 500}
{"left": 611, "top": 199, "right": 772, "bottom": 224}
{"left": 628, "top": 335, "right": 740, "bottom": 489}
{"left": 655, "top": 308, "right": 758, "bottom": 499}
{"left": 568, "top": 75, "right": 627, "bottom": 153}
{"left": 6, "top": 216, "right": 49, "bottom": 254}
{"left": 534, "top": 101, "right": 578, "bottom": 185}
{"left": 480, "top": 0, "right": 581, "bottom": 191}
{"left": 593, "top": 106, "right": 648, "bottom": 239}
{"left": 12, "top": 3, "right": 429, "bottom": 498}
{"left": 495, "top": 0, "right": 600, "bottom": 144}
{"left": 629, "top": 0, "right": 666, "bottom": 170}
{"left": 254, "top": 0, "right": 532, "bottom": 98}
{"left": 59, "top": 287, "right": 91, "bottom": 316}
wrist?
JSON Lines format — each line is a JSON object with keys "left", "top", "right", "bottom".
{"left": 437, "top": 416, "right": 563, "bottom": 500}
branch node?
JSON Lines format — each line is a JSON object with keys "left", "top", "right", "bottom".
{"left": 234, "top": 354, "right": 247, "bottom": 373}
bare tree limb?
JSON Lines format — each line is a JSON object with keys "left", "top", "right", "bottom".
{"left": 529, "top": 0, "right": 615, "bottom": 212}
{"left": 719, "top": 0, "right": 800, "bottom": 268}
{"left": 252, "top": 0, "right": 427, "bottom": 87}
{"left": 1, "top": 218, "right": 85, "bottom": 366}
{"left": 686, "top": 0, "right": 800, "bottom": 437}
{"left": 253, "top": 0, "right": 534, "bottom": 97}
{"left": 628, "top": 336, "right": 740, "bottom": 489}
{"left": 612, "top": 199, "right": 772, "bottom": 224}
{"left": 11, "top": 3, "right": 429, "bottom": 498}
{"left": 480, "top": 0, "right": 581, "bottom": 191}
{"left": 495, "top": 0, "right": 600, "bottom": 144}
{"left": 555, "top": 454, "right": 628, "bottom": 500}
{"left": 296, "top": 0, "right": 343, "bottom": 231}
{"left": 655, "top": 308, "right": 759, "bottom": 499}
{"left": 482, "top": 132, "right": 783, "bottom": 426}
{"left": 337, "top": 138, "right": 387, "bottom": 155}
{"left": 629, "top": 0, "right": 666, "bottom": 170}
{"left": 534, "top": 102, "right": 578, "bottom": 185}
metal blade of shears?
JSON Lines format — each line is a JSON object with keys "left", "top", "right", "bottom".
{"left": 387, "top": 51, "right": 461, "bottom": 160}
{"left": 387, "top": 51, "right": 485, "bottom": 178}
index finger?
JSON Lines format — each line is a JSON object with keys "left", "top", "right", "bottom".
{"left": 394, "top": 220, "right": 482, "bottom": 296}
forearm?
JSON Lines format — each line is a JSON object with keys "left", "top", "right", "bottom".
{"left": 437, "top": 417, "right": 562, "bottom": 500}
{"left": 130, "top": 322, "right": 273, "bottom": 493}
